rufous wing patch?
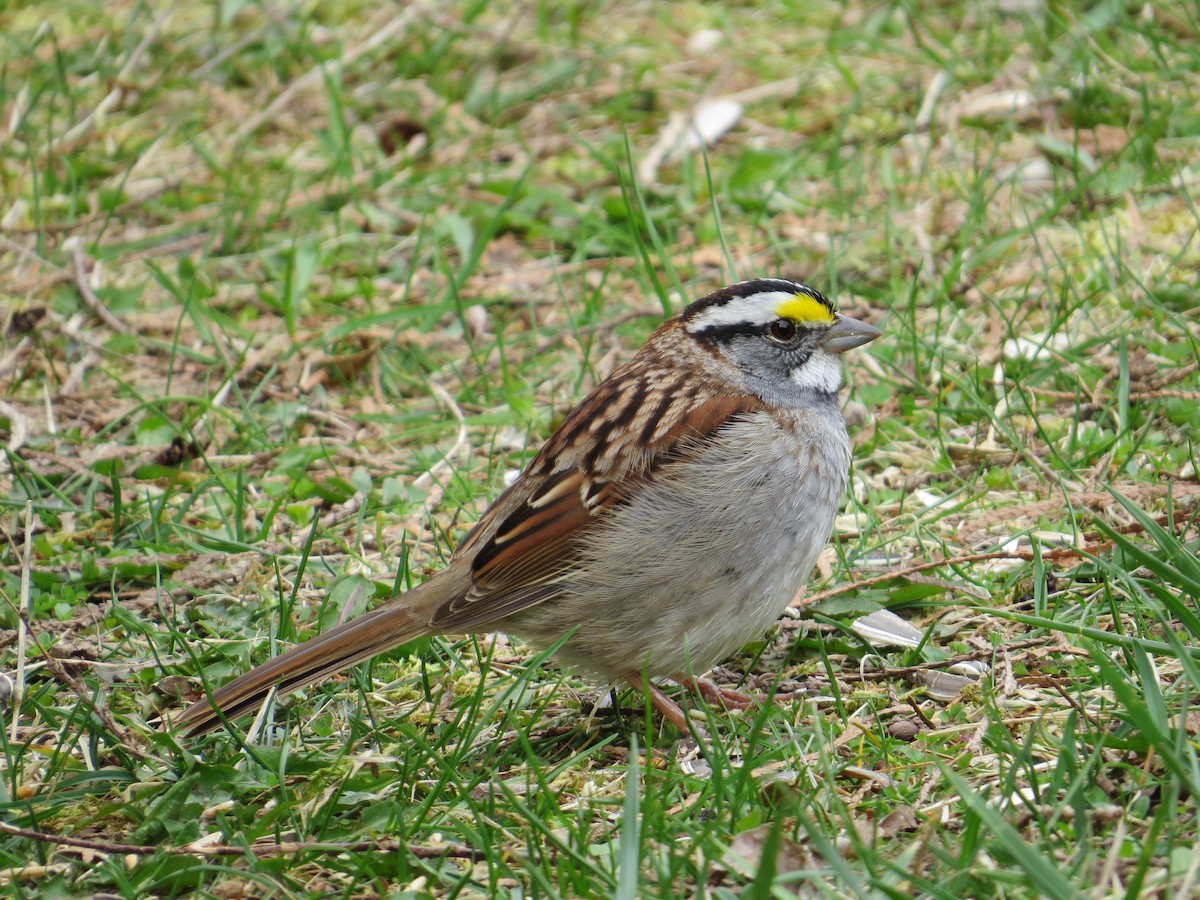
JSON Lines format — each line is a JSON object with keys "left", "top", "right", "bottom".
{"left": 430, "top": 389, "right": 765, "bottom": 632}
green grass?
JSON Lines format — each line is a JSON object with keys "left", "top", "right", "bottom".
{"left": 2, "top": 0, "right": 1199, "bottom": 896}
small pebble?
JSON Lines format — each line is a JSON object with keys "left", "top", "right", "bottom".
{"left": 888, "top": 719, "right": 922, "bottom": 741}
{"left": 687, "top": 29, "right": 724, "bottom": 54}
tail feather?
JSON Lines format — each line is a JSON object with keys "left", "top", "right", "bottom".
{"left": 177, "top": 578, "right": 451, "bottom": 736}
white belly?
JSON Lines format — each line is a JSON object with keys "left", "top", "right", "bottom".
{"left": 506, "top": 408, "right": 850, "bottom": 679}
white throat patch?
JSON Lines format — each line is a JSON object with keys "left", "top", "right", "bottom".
{"left": 791, "top": 351, "right": 842, "bottom": 393}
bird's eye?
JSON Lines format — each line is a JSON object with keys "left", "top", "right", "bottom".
{"left": 768, "top": 319, "right": 797, "bottom": 343}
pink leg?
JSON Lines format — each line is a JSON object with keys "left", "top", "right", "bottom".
{"left": 625, "top": 673, "right": 691, "bottom": 731}
{"left": 678, "top": 676, "right": 755, "bottom": 711}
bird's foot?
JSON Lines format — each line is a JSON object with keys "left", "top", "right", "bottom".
{"left": 624, "top": 675, "right": 693, "bottom": 731}
{"left": 624, "top": 674, "right": 757, "bottom": 733}
{"left": 678, "top": 675, "right": 755, "bottom": 711}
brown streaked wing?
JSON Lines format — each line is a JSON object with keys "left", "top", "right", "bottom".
{"left": 428, "top": 388, "right": 764, "bottom": 632}
{"left": 472, "top": 467, "right": 593, "bottom": 588}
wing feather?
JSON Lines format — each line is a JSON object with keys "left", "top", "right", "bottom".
{"left": 430, "top": 371, "right": 762, "bottom": 632}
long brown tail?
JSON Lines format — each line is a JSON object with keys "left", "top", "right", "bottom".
{"left": 176, "top": 574, "right": 459, "bottom": 736}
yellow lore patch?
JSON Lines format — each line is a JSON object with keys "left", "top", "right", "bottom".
{"left": 774, "top": 293, "right": 836, "bottom": 325}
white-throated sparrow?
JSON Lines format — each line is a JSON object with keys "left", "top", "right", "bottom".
{"left": 178, "top": 278, "right": 880, "bottom": 735}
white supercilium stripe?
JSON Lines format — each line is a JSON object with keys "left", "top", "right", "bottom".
{"left": 685, "top": 291, "right": 800, "bottom": 332}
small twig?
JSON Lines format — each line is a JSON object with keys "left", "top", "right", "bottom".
{"left": 65, "top": 238, "right": 132, "bottom": 334}
{"left": 0, "top": 401, "right": 27, "bottom": 472}
{"left": 1023, "top": 365, "right": 1200, "bottom": 404}
{"left": 0, "top": 335, "right": 32, "bottom": 384}
{"left": 403, "top": 382, "right": 471, "bottom": 535}
{"left": 1020, "top": 445, "right": 1084, "bottom": 493}
{"left": 0, "top": 581, "right": 153, "bottom": 761}
{"left": 1052, "top": 682, "right": 1104, "bottom": 729}
{"left": 723, "top": 76, "right": 803, "bottom": 105}
{"left": 1146, "top": 360, "right": 1200, "bottom": 391}
{"left": 0, "top": 821, "right": 483, "bottom": 861}
{"left": 319, "top": 491, "right": 368, "bottom": 531}
{"left": 414, "top": 383, "right": 470, "bottom": 490}
{"left": 42, "top": 382, "right": 56, "bottom": 436}
{"left": 829, "top": 639, "right": 1048, "bottom": 682}
{"left": 2, "top": 179, "right": 184, "bottom": 235}
{"left": 905, "top": 695, "right": 938, "bottom": 729}
{"left": 914, "top": 70, "right": 950, "bottom": 129}
{"left": 802, "top": 498, "right": 1199, "bottom": 609}
{"left": 41, "top": 12, "right": 169, "bottom": 156}
{"left": 11, "top": 502, "right": 33, "bottom": 740}
{"left": 795, "top": 546, "right": 1096, "bottom": 609}
{"left": 230, "top": 3, "right": 431, "bottom": 145}
{"left": 0, "top": 233, "right": 68, "bottom": 276}
{"left": 1133, "top": 389, "right": 1200, "bottom": 401}
{"left": 60, "top": 349, "right": 100, "bottom": 397}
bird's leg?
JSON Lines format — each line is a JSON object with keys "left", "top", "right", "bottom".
{"left": 624, "top": 673, "right": 756, "bottom": 730}
{"left": 625, "top": 673, "right": 691, "bottom": 731}
{"left": 678, "top": 675, "right": 755, "bottom": 711}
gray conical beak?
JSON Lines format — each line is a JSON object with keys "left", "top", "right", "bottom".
{"left": 822, "top": 314, "right": 882, "bottom": 353}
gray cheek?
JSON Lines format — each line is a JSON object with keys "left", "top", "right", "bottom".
{"left": 724, "top": 335, "right": 800, "bottom": 378}
{"left": 723, "top": 336, "right": 837, "bottom": 406}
